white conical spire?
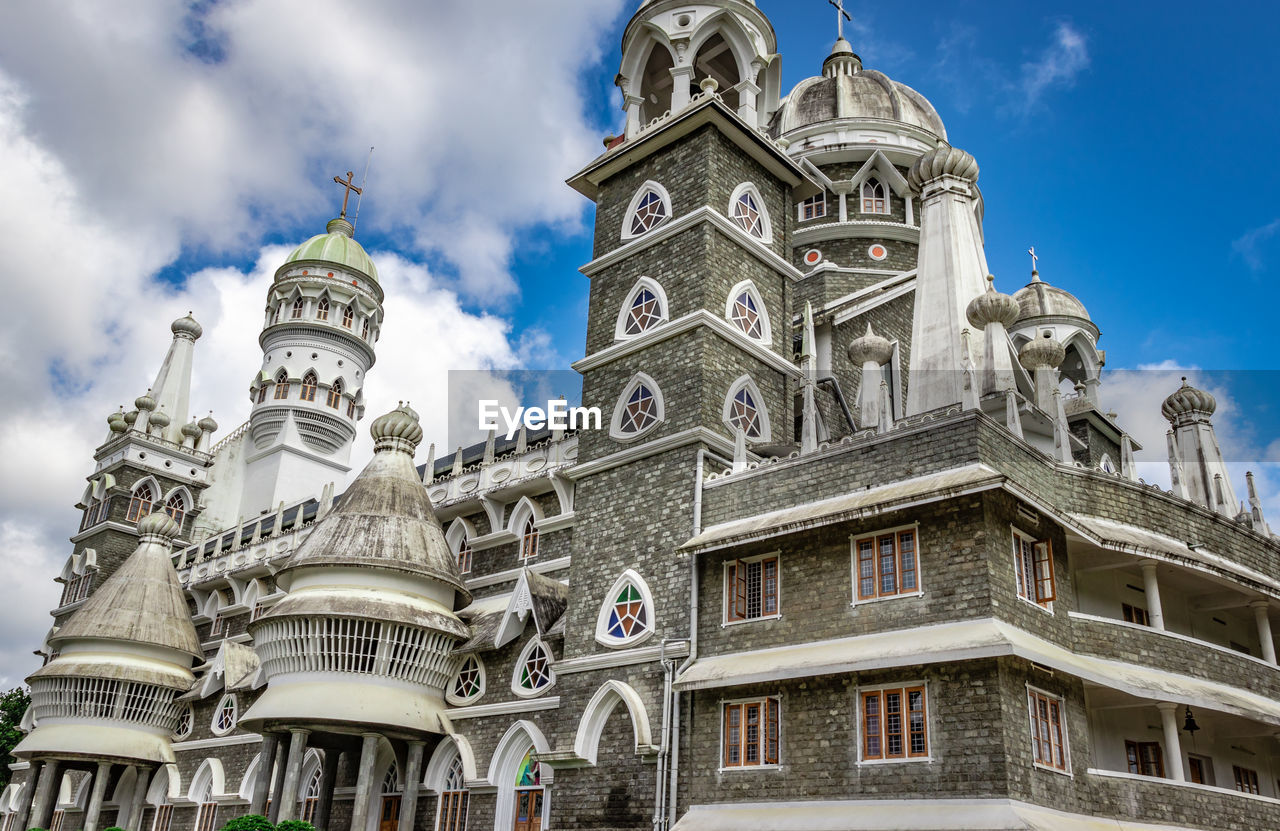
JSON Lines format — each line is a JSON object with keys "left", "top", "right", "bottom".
{"left": 143, "top": 314, "right": 202, "bottom": 444}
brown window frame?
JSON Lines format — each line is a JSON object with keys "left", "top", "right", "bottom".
{"left": 1187, "top": 754, "right": 1213, "bottom": 785}
{"left": 1121, "top": 603, "right": 1150, "bottom": 626}
{"left": 860, "top": 685, "right": 929, "bottom": 761}
{"left": 300, "top": 372, "right": 318, "bottom": 403}
{"left": 1013, "top": 530, "right": 1056, "bottom": 607}
{"left": 853, "top": 528, "right": 920, "bottom": 602}
{"left": 721, "top": 696, "right": 780, "bottom": 768}
{"left": 724, "top": 554, "right": 780, "bottom": 623}
{"left": 1125, "top": 740, "right": 1165, "bottom": 778}
{"left": 1028, "top": 687, "right": 1069, "bottom": 772}
{"left": 520, "top": 516, "right": 539, "bottom": 560}
{"left": 1233, "top": 765, "right": 1260, "bottom": 794}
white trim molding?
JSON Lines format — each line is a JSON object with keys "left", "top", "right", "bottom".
{"left": 728, "top": 182, "right": 773, "bottom": 244}
{"left": 594, "top": 569, "right": 656, "bottom": 648}
{"left": 722, "top": 374, "right": 773, "bottom": 443}
{"left": 724, "top": 279, "right": 772, "bottom": 345}
{"left": 621, "top": 180, "right": 672, "bottom": 241}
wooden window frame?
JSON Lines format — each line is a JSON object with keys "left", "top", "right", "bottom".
{"left": 859, "top": 683, "right": 929, "bottom": 763}
{"left": 1187, "top": 754, "right": 1213, "bottom": 786}
{"left": 1233, "top": 765, "right": 1260, "bottom": 795}
{"left": 860, "top": 178, "right": 889, "bottom": 215}
{"left": 151, "top": 804, "right": 173, "bottom": 831}
{"left": 300, "top": 372, "right": 318, "bottom": 403}
{"left": 851, "top": 526, "right": 921, "bottom": 603}
{"left": 720, "top": 695, "right": 781, "bottom": 769}
{"left": 1121, "top": 603, "right": 1150, "bottom": 627}
{"left": 437, "top": 790, "right": 468, "bottom": 831}
{"left": 316, "top": 297, "right": 330, "bottom": 321}
{"left": 723, "top": 553, "right": 780, "bottom": 625}
{"left": 520, "top": 516, "right": 539, "bottom": 561}
{"left": 1125, "top": 740, "right": 1166, "bottom": 778}
{"left": 1027, "top": 686, "right": 1070, "bottom": 774}
{"left": 798, "top": 194, "right": 826, "bottom": 221}
{"left": 326, "top": 380, "right": 343, "bottom": 409}
{"left": 194, "top": 802, "right": 218, "bottom": 831}
{"left": 1012, "top": 528, "right": 1056, "bottom": 611}
{"left": 343, "top": 305, "right": 355, "bottom": 329}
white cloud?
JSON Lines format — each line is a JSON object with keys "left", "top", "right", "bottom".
{"left": 1018, "top": 22, "right": 1089, "bottom": 111}
{"left": 1232, "top": 218, "right": 1280, "bottom": 272}
{"left": 0, "top": 0, "right": 627, "bottom": 687}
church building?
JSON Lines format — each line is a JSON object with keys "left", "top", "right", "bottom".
{"left": 4, "top": 3, "right": 1279, "bottom": 831}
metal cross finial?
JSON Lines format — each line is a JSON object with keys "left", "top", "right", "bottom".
{"left": 828, "top": 0, "right": 852, "bottom": 41}
{"left": 1028, "top": 246, "right": 1039, "bottom": 274}
{"left": 332, "top": 170, "right": 363, "bottom": 219}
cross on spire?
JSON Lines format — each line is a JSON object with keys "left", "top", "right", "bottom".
{"left": 332, "top": 170, "right": 363, "bottom": 219}
{"left": 828, "top": 0, "right": 852, "bottom": 41}
{"left": 1028, "top": 246, "right": 1039, "bottom": 276}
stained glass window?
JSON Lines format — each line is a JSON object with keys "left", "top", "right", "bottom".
{"left": 517, "top": 642, "right": 552, "bottom": 693}
{"left": 516, "top": 751, "right": 541, "bottom": 787}
{"left": 728, "top": 386, "right": 762, "bottom": 438}
{"left": 452, "top": 656, "right": 483, "bottom": 702}
{"left": 618, "top": 384, "right": 658, "bottom": 435}
{"left": 624, "top": 288, "right": 662, "bottom": 335}
{"left": 606, "top": 584, "right": 648, "bottom": 640}
{"left": 729, "top": 291, "right": 764, "bottom": 339}
{"left": 629, "top": 191, "right": 667, "bottom": 236}
{"left": 214, "top": 695, "right": 236, "bottom": 733}
{"left": 733, "top": 191, "right": 765, "bottom": 238}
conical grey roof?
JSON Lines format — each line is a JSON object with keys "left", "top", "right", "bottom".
{"left": 276, "top": 405, "right": 470, "bottom": 603}
{"left": 50, "top": 512, "right": 202, "bottom": 660}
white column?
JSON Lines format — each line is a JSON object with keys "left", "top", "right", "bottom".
{"left": 832, "top": 183, "right": 851, "bottom": 222}
{"left": 1252, "top": 601, "right": 1277, "bottom": 665}
{"left": 349, "top": 733, "right": 381, "bottom": 831}
{"left": 1156, "top": 702, "right": 1185, "bottom": 781}
{"left": 83, "top": 761, "right": 112, "bottom": 831}
{"left": 669, "top": 66, "right": 696, "bottom": 114}
{"left": 277, "top": 728, "right": 310, "bottom": 822}
{"left": 1141, "top": 561, "right": 1165, "bottom": 631}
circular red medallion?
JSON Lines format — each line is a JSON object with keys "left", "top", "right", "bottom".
{"left": 869, "top": 244, "right": 887, "bottom": 261}
{"left": 804, "top": 249, "right": 822, "bottom": 266}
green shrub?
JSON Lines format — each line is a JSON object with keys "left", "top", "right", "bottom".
{"left": 27, "top": 827, "right": 47, "bottom": 831}
{"left": 103, "top": 826, "right": 127, "bottom": 831}
{"left": 275, "top": 821, "right": 317, "bottom": 831}
{"left": 220, "top": 816, "right": 274, "bottom": 831}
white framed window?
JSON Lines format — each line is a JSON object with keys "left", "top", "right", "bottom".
{"left": 436, "top": 756, "right": 469, "bottom": 831}
{"left": 1012, "top": 528, "right": 1056, "bottom": 612}
{"left": 127, "top": 479, "right": 157, "bottom": 522}
{"left": 723, "top": 552, "right": 780, "bottom": 624}
{"left": 1027, "top": 685, "right": 1070, "bottom": 774}
{"left": 290, "top": 297, "right": 305, "bottom": 319}
{"left": 211, "top": 694, "right": 237, "bottom": 736}
{"left": 861, "top": 177, "right": 888, "bottom": 214}
{"left": 858, "top": 682, "right": 929, "bottom": 763}
{"left": 163, "top": 489, "right": 189, "bottom": 526}
{"left": 446, "top": 655, "right": 486, "bottom": 706}
{"left": 729, "top": 183, "right": 771, "bottom": 242}
{"left": 720, "top": 694, "right": 780, "bottom": 769}
{"left": 609, "top": 372, "right": 664, "bottom": 441}
{"left": 724, "top": 280, "right": 771, "bottom": 343}
{"left": 622, "top": 181, "right": 672, "bottom": 240}
{"left": 614, "top": 277, "right": 669, "bottom": 339}
{"left": 446, "top": 518, "right": 476, "bottom": 575}
{"left": 173, "top": 704, "right": 194, "bottom": 740}
{"left": 316, "top": 296, "right": 330, "bottom": 321}
{"left": 798, "top": 194, "right": 826, "bottom": 221}
{"left": 595, "top": 569, "right": 655, "bottom": 648}
{"left": 273, "top": 368, "right": 290, "bottom": 400}
{"left": 722, "top": 375, "right": 772, "bottom": 442}
{"left": 512, "top": 638, "right": 555, "bottom": 698}
{"left": 851, "top": 526, "right": 921, "bottom": 604}
{"left": 508, "top": 498, "right": 543, "bottom": 561}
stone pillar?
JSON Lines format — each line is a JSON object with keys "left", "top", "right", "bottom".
{"left": 349, "top": 733, "right": 381, "bottom": 831}
{"left": 624, "top": 95, "right": 644, "bottom": 139}
{"left": 1156, "top": 702, "right": 1185, "bottom": 781}
{"left": 277, "top": 728, "right": 311, "bottom": 822}
{"left": 735, "top": 77, "right": 761, "bottom": 125}
{"left": 832, "top": 183, "right": 851, "bottom": 222}
{"left": 669, "top": 66, "right": 695, "bottom": 114}
{"left": 1141, "top": 562, "right": 1165, "bottom": 631}
{"left": 83, "top": 761, "right": 113, "bottom": 831}
{"left": 29, "top": 759, "right": 61, "bottom": 831}
{"left": 1252, "top": 601, "right": 1277, "bottom": 665}
{"left": 125, "top": 766, "right": 152, "bottom": 831}
{"left": 12, "top": 760, "right": 43, "bottom": 831}
{"left": 268, "top": 739, "right": 288, "bottom": 824}
{"left": 251, "top": 733, "right": 281, "bottom": 816}
{"left": 397, "top": 742, "right": 425, "bottom": 831}
{"left": 314, "top": 751, "right": 341, "bottom": 831}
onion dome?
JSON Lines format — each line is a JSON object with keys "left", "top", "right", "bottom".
{"left": 198, "top": 411, "right": 218, "bottom": 433}
{"left": 1013, "top": 273, "right": 1092, "bottom": 325}
{"left": 774, "top": 40, "right": 946, "bottom": 139}
{"left": 908, "top": 145, "right": 979, "bottom": 189}
{"left": 123, "top": 410, "right": 139, "bottom": 426}
{"left": 371, "top": 401, "right": 424, "bottom": 451}
{"left": 847, "top": 323, "right": 894, "bottom": 366}
{"left": 967, "top": 275, "right": 1021, "bottom": 329}
{"left": 1162, "top": 377, "right": 1217, "bottom": 423}
{"left": 181, "top": 420, "right": 202, "bottom": 441}
{"left": 147, "top": 408, "right": 171, "bottom": 431}
{"left": 284, "top": 217, "right": 379, "bottom": 283}
{"left": 134, "top": 389, "right": 156, "bottom": 412}
{"left": 1018, "top": 330, "right": 1066, "bottom": 371}
{"left": 170, "top": 312, "right": 203, "bottom": 340}
{"left": 108, "top": 409, "right": 127, "bottom": 434}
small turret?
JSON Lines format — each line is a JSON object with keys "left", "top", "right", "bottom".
{"left": 1163, "top": 377, "right": 1237, "bottom": 515}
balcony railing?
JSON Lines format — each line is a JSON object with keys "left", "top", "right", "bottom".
{"left": 1088, "top": 768, "right": 1280, "bottom": 831}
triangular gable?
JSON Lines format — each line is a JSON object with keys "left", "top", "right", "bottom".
{"left": 192, "top": 640, "right": 261, "bottom": 699}
{"left": 494, "top": 568, "right": 570, "bottom": 648}
{"left": 849, "top": 149, "right": 910, "bottom": 197}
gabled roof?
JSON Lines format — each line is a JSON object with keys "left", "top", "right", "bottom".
{"left": 453, "top": 569, "right": 569, "bottom": 654}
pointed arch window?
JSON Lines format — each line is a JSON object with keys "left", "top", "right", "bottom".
{"left": 596, "top": 570, "right": 655, "bottom": 647}
{"left": 173, "top": 704, "right": 193, "bottom": 740}
{"left": 512, "top": 750, "right": 543, "bottom": 830}
{"left": 211, "top": 694, "right": 237, "bottom": 735}
{"left": 273, "top": 369, "right": 290, "bottom": 400}
{"left": 724, "top": 377, "right": 771, "bottom": 442}
{"left": 343, "top": 304, "right": 355, "bottom": 328}
{"left": 610, "top": 373, "right": 664, "bottom": 441}
{"left": 127, "top": 482, "right": 154, "bottom": 522}
{"left": 291, "top": 297, "right": 305, "bottom": 319}
{"left": 257, "top": 383, "right": 268, "bottom": 404}
{"left": 520, "top": 516, "right": 539, "bottom": 561}
{"left": 164, "top": 492, "right": 187, "bottom": 527}
{"left": 512, "top": 639, "right": 554, "bottom": 697}
{"left": 615, "top": 277, "right": 668, "bottom": 340}
{"left": 316, "top": 297, "right": 330, "bottom": 321}
{"left": 301, "top": 767, "right": 322, "bottom": 824}
{"left": 379, "top": 762, "right": 402, "bottom": 831}
{"left": 272, "top": 304, "right": 282, "bottom": 325}
{"left": 300, "top": 371, "right": 318, "bottom": 402}
{"left": 326, "top": 378, "right": 343, "bottom": 409}
{"left": 730, "top": 183, "right": 771, "bottom": 241}
{"left": 361, "top": 319, "right": 371, "bottom": 340}
{"left": 437, "top": 756, "right": 469, "bottom": 831}
{"left": 862, "top": 178, "right": 888, "bottom": 214}
{"left": 726, "top": 280, "right": 771, "bottom": 343}
{"left": 193, "top": 777, "right": 218, "bottom": 831}
{"left": 447, "top": 655, "right": 485, "bottom": 706}
{"left": 347, "top": 398, "right": 357, "bottom": 419}
{"left": 457, "top": 534, "right": 472, "bottom": 574}
{"left": 623, "top": 181, "right": 672, "bottom": 240}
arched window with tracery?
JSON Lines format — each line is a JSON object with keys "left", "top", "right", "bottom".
{"left": 164, "top": 492, "right": 186, "bottom": 527}
{"left": 300, "top": 372, "right": 318, "bottom": 402}
{"left": 513, "top": 640, "right": 554, "bottom": 697}
{"left": 512, "top": 750, "right": 543, "bottom": 831}
{"left": 257, "top": 383, "right": 268, "bottom": 404}
{"left": 361, "top": 319, "right": 371, "bottom": 340}
{"left": 211, "top": 694, "right": 237, "bottom": 735}
{"left": 193, "top": 777, "right": 217, "bottom": 831}
{"left": 610, "top": 373, "right": 663, "bottom": 440}
{"left": 272, "top": 304, "right": 282, "bottom": 325}
{"left": 447, "top": 655, "right": 484, "bottom": 706}
{"left": 457, "top": 534, "right": 472, "bottom": 574}
{"left": 301, "top": 767, "right": 322, "bottom": 824}
{"left": 437, "top": 756, "right": 468, "bottom": 831}
{"left": 624, "top": 288, "right": 662, "bottom": 335}
{"left": 342, "top": 305, "right": 354, "bottom": 328}
{"left": 326, "top": 378, "right": 343, "bottom": 409}
{"left": 316, "top": 297, "right": 330, "bottom": 321}
{"left": 623, "top": 181, "right": 672, "bottom": 240}
{"left": 273, "top": 369, "right": 290, "bottom": 400}
{"left": 291, "top": 297, "right": 305, "bottom": 319}
{"left": 726, "top": 281, "right": 770, "bottom": 342}
{"left": 730, "top": 184, "right": 770, "bottom": 240}
{"left": 862, "top": 178, "right": 888, "bottom": 214}
{"left": 127, "top": 483, "right": 154, "bottom": 522}
{"left": 379, "top": 762, "right": 402, "bottom": 831}
{"left": 596, "top": 570, "right": 654, "bottom": 647}
{"left": 520, "top": 516, "right": 538, "bottom": 561}
{"left": 724, "top": 377, "right": 771, "bottom": 442}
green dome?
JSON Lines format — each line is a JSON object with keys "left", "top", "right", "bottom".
{"left": 284, "top": 217, "right": 379, "bottom": 282}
